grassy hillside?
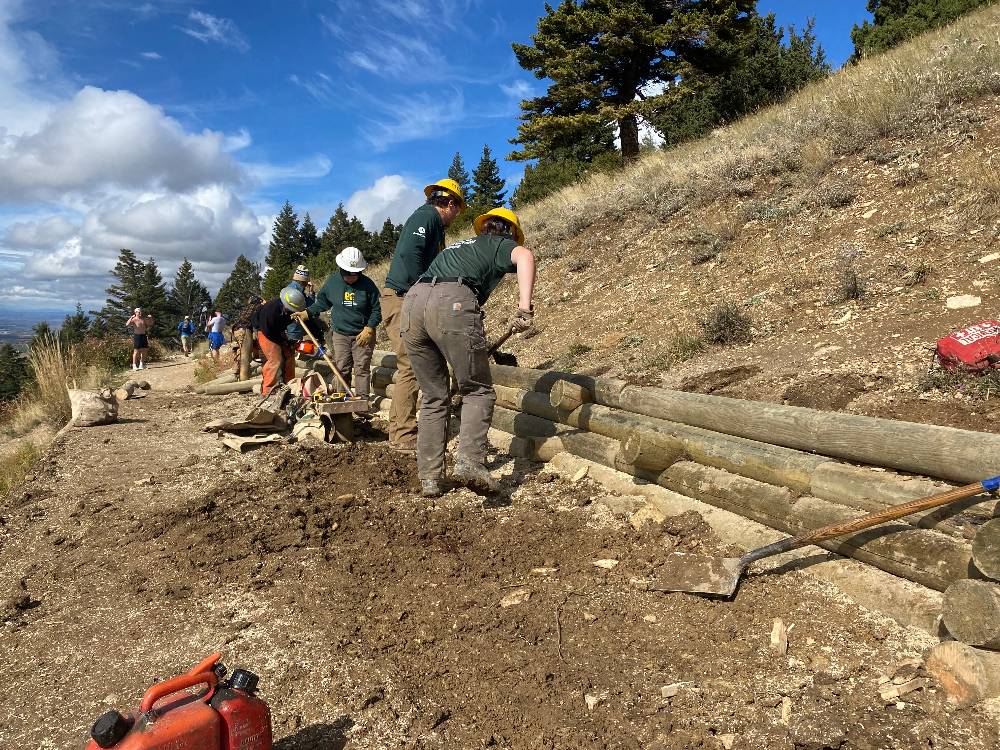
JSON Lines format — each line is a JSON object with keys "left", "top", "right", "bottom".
{"left": 479, "top": 4, "right": 1000, "bottom": 432}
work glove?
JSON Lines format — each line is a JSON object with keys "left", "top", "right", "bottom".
{"left": 509, "top": 306, "right": 534, "bottom": 333}
{"left": 290, "top": 310, "right": 309, "bottom": 323}
{"left": 355, "top": 326, "right": 376, "bottom": 348}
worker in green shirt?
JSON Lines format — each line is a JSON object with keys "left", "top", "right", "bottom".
{"left": 293, "top": 246, "right": 382, "bottom": 398}
{"left": 381, "top": 177, "right": 465, "bottom": 454}
{"left": 402, "top": 207, "right": 536, "bottom": 498}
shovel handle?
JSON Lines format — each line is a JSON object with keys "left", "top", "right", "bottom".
{"left": 743, "top": 476, "right": 999, "bottom": 566}
{"left": 298, "top": 318, "right": 355, "bottom": 398}
{"left": 488, "top": 326, "right": 516, "bottom": 356}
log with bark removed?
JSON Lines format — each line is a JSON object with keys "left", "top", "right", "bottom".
{"left": 942, "top": 579, "right": 1000, "bottom": 648}
{"left": 971, "top": 519, "right": 1000, "bottom": 581}
{"left": 925, "top": 641, "right": 1000, "bottom": 707}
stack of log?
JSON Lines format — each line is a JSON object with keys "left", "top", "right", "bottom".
{"left": 368, "top": 349, "right": 1000, "bottom": 706}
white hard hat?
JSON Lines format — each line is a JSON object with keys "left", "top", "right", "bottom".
{"left": 335, "top": 246, "right": 367, "bottom": 273}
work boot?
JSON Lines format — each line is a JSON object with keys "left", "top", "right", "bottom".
{"left": 452, "top": 458, "right": 498, "bottom": 494}
{"left": 420, "top": 479, "right": 443, "bottom": 498}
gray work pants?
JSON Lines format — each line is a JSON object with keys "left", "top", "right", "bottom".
{"left": 327, "top": 330, "right": 375, "bottom": 397}
{"left": 401, "top": 281, "right": 495, "bottom": 481}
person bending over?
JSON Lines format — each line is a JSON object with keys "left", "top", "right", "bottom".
{"left": 251, "top": 287, "right": 306, "bottom": 396}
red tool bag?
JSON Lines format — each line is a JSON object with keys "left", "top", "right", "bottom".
{"left": 935, "top": 320, "right": 1000, "bottom": 372}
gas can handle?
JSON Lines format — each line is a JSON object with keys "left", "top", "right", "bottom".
{"left": 187, "top": 652, "right": 222, "bottom": 676}
{"left": 140, "top": 671, "right": 218, "bottom": 713}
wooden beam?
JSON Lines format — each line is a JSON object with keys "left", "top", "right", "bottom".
{"left": 620, "top": 430, "right": 685, "bottom": 471}
{"left": 201, "top": 378, "right": 261, "bottom": 395}
{"left": 972, "top": 519, "right": 1000, "bottom": 581}
{"left": 942, "top": 579, "right": 1000, "bottom": 648}
{"left": 550, "top": 379, "right": 592, "bottom": 411}
{"left": 239, "top": 327, "right": 253, "bottom": 381}
{"left": 925, "top": 641, "right": 1000, "bottom": 707}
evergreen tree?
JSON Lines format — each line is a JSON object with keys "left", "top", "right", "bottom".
{"left": 94, "top": 248, "right": 145, "bottom": 334}
{"left": 370, "top": 218, "right": 401, "bottom": 263}
{"left": 168, "top": 258, "right": 212, "bottom": 321}
{"left": 300, "top": 213, "right": 321, "bottom": 259}
{"left": 469, "top": 145, "right": 507, "bottom": 214}
{"left": 0, "top": 343, "right": 29, "bottom": 402}
{"left": 136, "top": 258, "right": 171, "bottom": 338}
{"left": 59, "top": 304, "right": 89, "bottom": 346}
{"left": 262, "top": 201, "right": 301, "bottom": 299}
{"left": 214, "top": 255, "right": 262, "bottom": 318}
{"left": 30, "top": 321, "right": 53, "bottom": 349}
{"left": 851, "top": 0, "right": 990, "bottom": 60}
{"left": 447, "top": 152, "right": 471, "bottom": 199}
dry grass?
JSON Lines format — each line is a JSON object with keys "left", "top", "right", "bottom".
{"left": 698, "top": 301, "right": 753, "bottom": 345}
{"left": 193, "top": 356, "right": 224, "bottom": 384}
{"left": 27, "top": 336, "right": 75, "bottom": 426}
{"left": 0, "top": 440, "right": 40, "bottom": 497}
{"left": 516, "top": 6, "right": 1000, "bottom": 247}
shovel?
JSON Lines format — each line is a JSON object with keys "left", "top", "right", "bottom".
{"left": 298, "top": 319, "right": 357, "bottom": 399}
{"left": 652, "top": 475, "right": 1000, "bottom": 598}
{"left": 489, "top": 326, "right": 519, "bottom": 367}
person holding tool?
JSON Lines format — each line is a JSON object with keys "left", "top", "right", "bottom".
{"left": 380, "top": 178, "right": 465, "bottom": 454}
{"left": 402, "top": 207, "right": 535, "bottom": 498}
{"left": 291, "top": 247, "right": 381, "bottom": 399}
{"left": 285, "top": 265, "right": 315, "bottom": 345}
{"left": 252, "top": 286, "right": 306, "bottom": 396}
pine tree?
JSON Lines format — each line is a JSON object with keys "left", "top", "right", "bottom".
{"left": 369, "top": 217, "right": 401, "bottom": 263}
{"left": 137, "top": 258, "right": 171, "bottom": 338}
{"left": 851, "top": 0, "right": 990, "bottom": 60}
{"left": 262, "top": 201, "right": 301, "bottom": 299}
{"left": 300, "top": 213, "right": 321, "bottom": 259}
{"left": 447, "top": 152, "right": 471, "bottom": 200}
{"left": 0, "top": 343, "right": 29, "bottom": 402}
{"left": 30, "top": 321, "right": 53, "bottom": 349}
{"left": 59, "top": 304, "right": 89, "bottom": 346}
{"left": 469, "top": 145, "right": 507, "bottom": 215}
{"left": 94, "top": 248, "right": 145, "bottom": 334}
{"left": 168, "top": 258, "right": 212, "bottom": 320}
{"left": 214, "top": 255, "right": 262, "bottom": 318}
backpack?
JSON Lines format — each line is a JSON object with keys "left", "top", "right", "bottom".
{"left": 935, "top": 320, "right": 1000, "bottom": 372}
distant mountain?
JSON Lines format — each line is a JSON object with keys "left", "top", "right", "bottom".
{"left": 0, "top": 308, "right": 69, "bottom": 347}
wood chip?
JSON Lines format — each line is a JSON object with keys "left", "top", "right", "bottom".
{"left": 583, "top": 612, "right": 598, "bottom": 622}
{"left": 643, "top": 614, "right": 658, "bottom": 623}
{"left": 780, "top": 696, "right": 792, "bottom": 725}
{"left": 629, "top": 505, "right": 666, "bottom": 530}
{"left": 879, "top": 677, "right": 927, "bottom": 702}
{"left": 660, "top": 682, "right": 689, "bottom": 698}
{"left": 770, "top": 618, "right": 788, "bottom": 656}
{"left": 530, "top": 567, "right": 559, "bottom": 576}
{"left": 571, "top": 466, "right": 589, "bottom": 483}
{"left": 499, "top": 588, "right": 532, "bottom": 608}
{"left": 719, "top": 734, "right": 736, "bottom": 750}
{"left": 592, "top": 559, "right": 619, "bottom": 570}
{"left": 584, "top": 693, "right": 601, "bottom": 710}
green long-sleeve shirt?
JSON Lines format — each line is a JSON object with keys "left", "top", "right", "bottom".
{"left": 383, "top": 204, "right": 446, "bottom": 294}
{"left": 307, "top": 272, "right": 382, "bottom": 335}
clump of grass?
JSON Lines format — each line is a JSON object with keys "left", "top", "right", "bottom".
{"left": 741, "top": 200, "right": 782, "bottom": 222}
{"left": 194, "top": 356, "right": 225, "bottom": 384}
{"left": 964, "top": 158, "right": 1000, "bottom": 225}
{"left": 831, "top": 265, "right": 867, "bottom": 303}
{"left": 814, "top": 182, "right": 858, "bottom": 209}
{"left": 668, "top": 332, "right": 705, "bottom": 362}
{"left": 567, "top": 258, "right": 591, "bottom": 273}
{"left": 0, "top": 440, "right": 41, "bottom": 496}
{"left": 893, "top": 164, "right": 927, "bottom": 187}
{"left": 874, "top": 221, "right": 906, "bottom": 238}
{"left": 26, "top": 336, "right": 74, "bottom": 426}
{"left": 903, "top": 260, "right": 934, "bottom": 286}
{"left": 698, "top": 302, "right": 753, "bottom": 345}
{"left": 567, "top": 342, "right": 592, "bottom": 358}
{"left": 918, "top": 369, "right": 1000, "bottom": 400}
{"left": 686, "top": 225, "right": 737, "bottom": 265}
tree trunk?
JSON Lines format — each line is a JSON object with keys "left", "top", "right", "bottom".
{"left": 619, "top": 113, "right": 641, "bottom": 163}
{"left": 942, "top": 580, "right": 1000, "bottom": 648}
{"left": 972, "top": 519, "right": 1000, "bottom": 580}
{"left": 925, "top": 641, "right": 1000, "bottom": 707}
{"left": 239, "top": 327, "right": 253, "bottom": 381}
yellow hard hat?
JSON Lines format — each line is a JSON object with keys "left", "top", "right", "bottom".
{"left": 473, "top": 207, "right": 525, "bottom": 245}
{"left": 424, "top": 178, "right": 466, "bottom": 211}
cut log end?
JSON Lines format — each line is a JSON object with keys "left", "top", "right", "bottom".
{"left": 942, "top": 579, "right": 1000, "bottom": 649}
{"left": 549, "top": 379, "right": 592, "bottom": 411}
{"left": 620, "top": 430, "right": 684, "bottom": 472}
{"left": 971, "top": 518, "right": 1000, "bottom": 581}
{"left": 925, "top": 640, "right": 1000, "bottom": 707}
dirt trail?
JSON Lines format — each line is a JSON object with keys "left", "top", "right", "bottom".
{"left": 1, "top": 360, "right": 998, "bottom": 749}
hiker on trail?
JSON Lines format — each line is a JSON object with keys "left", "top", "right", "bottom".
{"left": 206, "top": 310, "right": 226, "bottom": 361}
{"left": 285, "top": 265, "right": 316, "bottom": 345}
{"left": 292, "top": 247, "right": 381, "bottom": 399}
{"left": 252, "top": 287, "right": 307, "bottom": 396}
{"left": 126, "top": 307, "right": 153, "bottom": 371}
{"left": 402, "top": 207, "right": 535, "bottom": 498}
{"left": 380, "top": 178, "right": 465, "bottom": 454}
{"left": 177, "top": 316, "right": 195, "bottom": 356}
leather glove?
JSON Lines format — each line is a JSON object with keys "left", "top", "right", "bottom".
{"left": 290, "top": 310, "right": 309, "bottom": 322}
{"left": 355, "top": 326, "right": 375, "bottom": 348}
{"left": 510, "top": 307, "right": 534, "bottom": 333}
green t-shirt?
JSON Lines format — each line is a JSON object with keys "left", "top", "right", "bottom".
{"left": 422, "top": 235, "right": 518, "bottom": 305}
{"left": 384, "top": 204, "right": 446, "bottom": 294}
{"left": 307, "top": 272, "right": 382, "bottom": 335}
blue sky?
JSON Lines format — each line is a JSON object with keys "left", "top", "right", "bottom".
{"left": 0, "top": 0, "right": 870, "bottom": 315}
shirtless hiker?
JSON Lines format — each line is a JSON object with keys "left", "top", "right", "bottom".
{"left": 126, "top": 307, "right": 153, "bottom": 370}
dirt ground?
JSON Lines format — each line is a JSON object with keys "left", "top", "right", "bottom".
{"left": 1, "top": 357, "right": 998, "bottom": 749}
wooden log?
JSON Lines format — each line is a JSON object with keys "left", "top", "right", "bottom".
{"left": 239, "top": 327, "right": 254, "bottom": 381}
{"left": 372, "top": 367, "right": 397, "bottom": 389}
{"left": 489, "top": 363, "right": 629, "bottom": 408}
{"left": 372, "top": 349, "right": 397, "bottom": 369}
{"left": 620, "top": 430, "right": 685, "bottom": 471}
{"left": 617, "top": 385, "right": 1000, "bottom": 484}
{"left": 202, "top": 378, "right": 261, "bottom": 396}
{"left": 925, "top": 641, "right": 1000, "bottom": 707}
{"left": 972, "top": 519, "right": 1000, "bottom": 581}
{"left": 550, "top": 379, "right": 592, "bottom": 411}
{"left": 942, "top": 580, "right": 1000, "bottom": 648}
{"left": 660, "top": 461, "right": 974, "bottom": 592}
{"left": 546, "top": 453, "right": 944, "bottom": 635}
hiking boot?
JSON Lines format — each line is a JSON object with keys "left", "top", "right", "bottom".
{"left": 420, "top": 479, "right": 443, "bottom": 498}
{"left": 452, "top": 459, "right": 498, "bottom": 494}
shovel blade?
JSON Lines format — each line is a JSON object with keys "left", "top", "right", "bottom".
{"left": 650, "top": 553, "right": 746, "bottom": 597}
{"left": 493, "top": 351, "right": 518, "bottom": 367}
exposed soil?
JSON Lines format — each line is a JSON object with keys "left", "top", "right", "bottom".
{"left": 1, "top": 358, "right": 998, "bottom": 749}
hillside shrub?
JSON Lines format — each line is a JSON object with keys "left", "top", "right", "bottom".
{"left": 698, "top": 302, "right": 753, "bottom": 345}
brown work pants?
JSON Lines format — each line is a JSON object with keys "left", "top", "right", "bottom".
{"left": 401, "top": 281, "right": 495, "bottom": 481}
{"left": 381, "top": 287, "right": 420, "bottom": 447}
{"left": 328, "top": 330, "right": 375, "bottom": 397}
{"left": 257, "top": 331, "right": 294, "bottom": 396}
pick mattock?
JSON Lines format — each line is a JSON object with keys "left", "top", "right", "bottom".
{"left": 297, "top": 318, "right": 357, "bottom": 399}
{"left": 652, "top": 475, "right": 1000, "bottom": 598}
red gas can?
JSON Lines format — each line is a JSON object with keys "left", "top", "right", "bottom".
{"left": 210, "top": 670, "right": 273, "bottom": 750}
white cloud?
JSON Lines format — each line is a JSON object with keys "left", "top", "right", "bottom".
{"left": 4, "top": 214, "right": 77, "bottom": 248}
{"left": 345, "top": 175, "right": 423, "bottom": 231}
{"left": 362, "top": 88, "right": 466, "bottom": 151}
{"left": 245, "top": 154, "right": 332, "bottom": 185}
{"left": 180, "top": 11, "right": 250, "bottom": 53}
{"left": 140, "top": 51, "right": 161, "bottom": 60}
{"left": 500, "top": 80, "right": 535, "bottom": 100}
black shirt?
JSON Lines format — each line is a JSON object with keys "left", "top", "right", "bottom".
{"left": 251, "top": 298, "right": 292, "bottom": 343}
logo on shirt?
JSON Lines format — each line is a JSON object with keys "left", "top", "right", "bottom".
{"left": 413, "top": 226, "right": 426, "bottom": 237}
{"left": 342, "top": 291, "right": 357, "bottom": 308}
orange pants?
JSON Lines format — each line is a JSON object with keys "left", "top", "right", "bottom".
{"left": 257, "top": 331, "right": 294, "bottom": 395}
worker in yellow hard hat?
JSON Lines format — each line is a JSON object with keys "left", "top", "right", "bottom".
{"left": 380, "top": 177, "right": 466, "bottom": 455}
{"left": 402, "top": 206, "right": 535, "bottom": 498}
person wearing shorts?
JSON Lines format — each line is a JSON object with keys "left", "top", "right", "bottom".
{"left": 206, "top": 310, "right": 226, "bottom": 360}
{"left": 126, "top": 307, "right": 153, "bottom": 370}
{"left": 177, "top": 316, "right": 195, "bottom": 355}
